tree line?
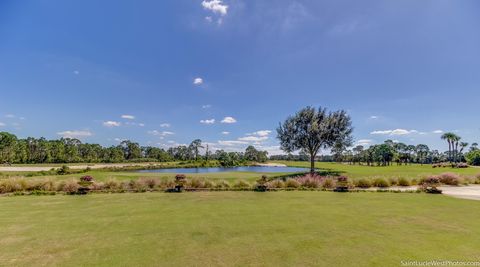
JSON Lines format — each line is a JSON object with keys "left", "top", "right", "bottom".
{"left": 0, "top": 132, "right": 268, "bottom": 165}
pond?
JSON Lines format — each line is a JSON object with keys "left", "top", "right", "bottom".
{"left": 137, "top": 166, "right": 308, "bottom": 174}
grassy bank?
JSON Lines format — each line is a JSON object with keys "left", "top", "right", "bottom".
{"left": 1, "top": 192, "right": 479, "bottom": 266}
{"left": 276, "top": 161, "right": 480, "bottom": 180}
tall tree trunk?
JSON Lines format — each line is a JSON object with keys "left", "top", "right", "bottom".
{"left": 310, "top": 154, "right": 315, "bottom": 174}
{"left": 448, "top": 141, "right": 452, "bottom": 162}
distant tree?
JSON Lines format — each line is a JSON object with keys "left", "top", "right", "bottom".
{"left": 415, "top": 144, "right": 430, "bottom": 165}
{"left": 277, "top": 106, "right": 353, "bottom": 174}
{"left": 465, "top": 150, "right": 480, "bottom": 166}
{"left": 470, "top": 143, "right": 479, "bottom": 152}
{"left": 0, "top": 132, "right": 18, "bottom": 163}
{"left": 189, "top": 139, "right": 203, "bottom": 161}
{"left": 120, "top": 140, "right": 142, "bottom": 160}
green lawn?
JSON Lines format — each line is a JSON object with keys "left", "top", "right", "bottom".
{"left": 0, "top": 192, "right": 479, "bottom": 266}
{"left": 276, "top": 161, "right": 480, "bottom": 181}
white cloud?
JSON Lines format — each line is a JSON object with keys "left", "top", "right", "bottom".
{"left": 249, "top": 130, "right": 272, "bottom": 137}
{"left": 138, "top": 123, "right": 145, "bottom": 127}
{"left": 57, "top": 130, "right": 92, "bottom": 139}
{"left": 160, "top": 123, "right": 171, "bottom": 128}
{"left": 205, "top": 16, "right": 213, "bottom": 23}
{"left": 202, "top": 0, "right": 228, "bottom": 16}
{"left": 355, "top": 139, "right": 373, "bottom": 146}
{"left": 238, "top": 136, "right": 269, "bottom": 142}
{"left": 370, "top": 129, "right": 418, "bottom": 136}
{"left": 202, "top": 104, "right": 212, "bottom": 109}
{"left": 121, "top": 115, "right": 135, "bottom": 120}
{"left": 73, "top": 70, "right": 80, "bottom": 75}
{"left": 5, "top": 114, "right": 15, "bottom": 118}
{"left": 221, "top": 131, "right": 230, "bottom": 135}
{"left": 200, "top": 119, "right": 215, "bottom": 124}
{"left": 193, "top": 77, "right": 203, "bottom": 85}
{"left": 218, "top": 140, "right": 248, "bottom": 146}
{"left": 0, "top": 122, "right": 5, "bottom": 127}
{"left": 221, "top": 116, "right": 237, "bottom": 124}
{"left": 148, "top": 130, "right": 174, "bottom": 136}
{"left": 103, "top": 121, "right": 121, "bottom": 127}
{"left": 433, "top": 130, "right": 444, "bottom": 134}
{"left": 369, "top": 116, "right": 378, "bottom": 119}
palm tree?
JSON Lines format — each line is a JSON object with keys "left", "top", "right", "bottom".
{"left": 452, "top": 135, "right": 461, "bottom": 163}
{"left": 441, "top": 133, "right": 455, "bottom": 162}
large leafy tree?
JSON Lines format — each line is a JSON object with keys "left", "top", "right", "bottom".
{"left": 277, "top": 106, "right": 353, "bottom": 174}
{"left": 189, "top": 139, "right": 204, "bottom": 161}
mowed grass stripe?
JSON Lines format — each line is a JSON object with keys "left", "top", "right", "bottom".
{"left": 1, "top": 192, "right": 480, "bottom": 266}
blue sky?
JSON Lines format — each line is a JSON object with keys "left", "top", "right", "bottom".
{"left": 0, "top": 0, "right": 479, "bottom": 154}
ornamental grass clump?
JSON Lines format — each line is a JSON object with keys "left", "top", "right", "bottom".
{"left": 0, "top": 178, "right": 23, "bottom": 194}
{"left": 267, "top": 180, "right": 285, "bottom": 189}
{"left": 215, "top": 180, "right": 230, "bottom": 190}
{"left": 334, "top": 176, "right": 349, "bottom": 192}
{"left": 297, "top": 173, "right": 323, "bottom": 188}
{"left": 138, "top": 178, "right": 158, "bottom": 189}
{"left": 255, "top": 175, "right": 268, "bottom": 192}
{"left": 438, "top": 172, "right": 461, "bottom": 186}
{"left": 284, "top": 178, "right": 301, "bottom": 189}
{"left": 62, "top": 179, "right": 80, "bottom": 194}
{"left": 188, "top": 178, "right": 205, "bottom": 189}
{"left": 419, "top": 176, "right": 442, "bottom": 194}
{"left": 321, "top": 178, "right": 335, "bottom": 189}
{"left": 233, "top": 180, "right": 251, "bottom": 190}
{"left": 398, "top": 177, "right": 411, "bottom": 187}
{"left": 372, "top": 178, "right": 390, "bottom": 188}
{"left": 355, "top": 178, "right": 372, "bottom": 188}
{"left": 104, "top": 178, "right": 121, "bottom": 191}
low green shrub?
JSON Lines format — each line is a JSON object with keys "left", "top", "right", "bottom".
{"left": 372, "top": 178, "right": 390, "bottom": 188}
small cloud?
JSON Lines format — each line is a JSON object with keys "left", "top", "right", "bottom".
{"left": 355, "top": 139, "right": 373, "bottom": 146}
{"left": 249, "top": 130, "right": 272, "bottom": 137}
{"left": 138, "top": 123, "right": 145, "bottom": 127}
{"left": 202, "top": 0, "right": 228, "bottom": 16}
{"left": 221, "top": 131, "right": 230, "bottom": 135}
{"left": 370, "top": 129, "right": 418, "bottom": 136}
{"left": 202, "top": 105, "right": 212, "bottom": 109}
{"left": 200, "top": 119, "right": 215, "bottom": 124}
{"left": 369, "top": 116, "right": 378, "bottom": 119}
{"left": 103, "top": 121, "right": 121, "bottom": 127}
{"left": 73, "top": 70, "right": 80, "bottom": 75}
{"left": 121, "top": 115, "right": 135, "bottom": 120}
{"left": 218, "top": 140, "right": 248, "bottom": 146}
{"left": 205, "top": 16, "right": 213, "bottom": 23}
{"left": 160, "top": 123, "right": 171, "bottom": 128}
{"left": 0, "top": 122, "right": 5, "bottom": 127}
{"left": 193, "top": 77, "right": 203, "bottom": 85}
{"left": 433, "top": 130, "right": 444, "bottom": 134}
{"left": 5, "top": 114, "right": 15, "bottom": 118}
{"left": 221, "top": 116, "right": 237, "bottom": 124}
{"left": 57, "top": 130, "right": 92, "bottom": 139}
{"left": 114, "top": 138, "right": 125, "bottom": 142}
{"left": 238, "top": 136, "right": 268, "bottom": 142}
{"left": 148, "top": 130, "right": 174, "bottom": 136}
